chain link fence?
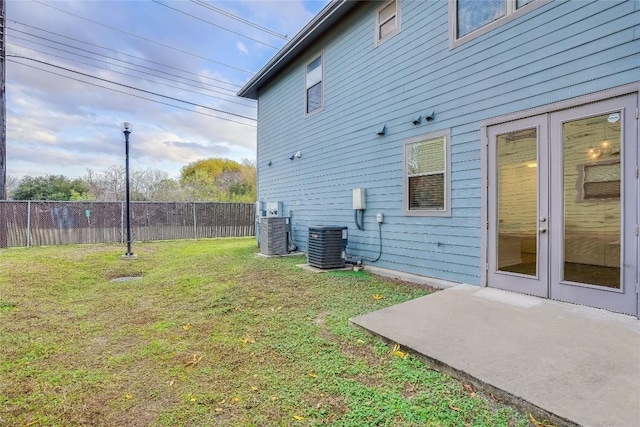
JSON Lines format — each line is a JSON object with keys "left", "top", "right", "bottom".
{"left": 0, "top": 201, "right": 255, "bottom": 248}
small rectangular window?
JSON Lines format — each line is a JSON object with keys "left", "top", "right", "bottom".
{"left": 305, "top": 55, "right": 323, "bottom": 114}
{"left": 457, "top": 0, "right": 505, "bottom": 38}
{"left": 404, "top": 130, "right": 451, "bottom": 216}
{"left": 376, "top": 0, "right": 400, "bottom": 44}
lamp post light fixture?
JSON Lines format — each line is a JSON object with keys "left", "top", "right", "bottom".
{"left": 120, "top": 122, "right": 136, "bottom": 259}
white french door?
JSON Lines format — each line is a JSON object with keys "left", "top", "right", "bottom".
{"left": 487, "top": 115, "right": 549, "bottom": 298}
{"left": 487, "top": 94, "right": 638, "bottom": 315}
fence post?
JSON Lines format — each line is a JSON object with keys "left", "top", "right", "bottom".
{"left": 0, "top": 202, "right": 7, "bottom": 248}
{"left": 120, "top": 201, "right": 124, "bottom": 244}
{"left": 26, "top": 200, "right": 31, "bottom": 248}
{"left": 192, "top": 202, "right": 197, "bottom": 239}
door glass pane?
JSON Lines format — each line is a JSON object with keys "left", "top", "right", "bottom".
{"left": 497, "top": 128, "right": 538, "bottom": 276}
{"left": 562, "top": 113, "right": 621, "bottom": 288}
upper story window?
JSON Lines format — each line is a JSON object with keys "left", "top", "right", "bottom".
{"left": 305, "top": 54, "right": 323, "bottom": 115}
{"left": 404, "top": 130, "right": 451, "bottom": 217}
{"left": 457, "top": 0, "right": 506, "bottom": 38}
{"left": 376, "top": 0, "right": 400, "bottom": 44}
{"left": 450, "top": 0, "right": 547, "bottom": 48}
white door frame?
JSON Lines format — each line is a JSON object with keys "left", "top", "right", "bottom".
{"left": 486, "top": 116, "right": 549, "bottom": 298}
{"left": 548, "top": 95, "right": 637, "bottom": 314}
{"left": 480, "top": 83, "right": 640, "bottom": 318}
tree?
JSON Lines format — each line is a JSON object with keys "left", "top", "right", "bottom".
{"left": 5, "top": 175, "right": 19, "bottom": 199}
{"left": 83, "top": 166, "right": 184, "bottom": 201}
{"left": 180, "top": 158, "right": 256, "bottom": 202}
{"left": 180, "top": 168, "right": 220, "bottom": 201}
{"left": 83, "top": 167, "right": 122, "bottom": 201}
{"left": 147, "top": 178, "right": 184, "bottom": 202}
{"left": 12, "top": 175, "right": 90, "bottom": 201}
{"left": 181, "top": 158, "right": 241, "bottom": 180}
{"left": 237, "top": 159, "right": 256, "bottom": 201}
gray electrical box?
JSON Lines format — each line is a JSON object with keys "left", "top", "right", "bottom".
{"left": 353, "top": 188, "right": 366, "bottom": 210}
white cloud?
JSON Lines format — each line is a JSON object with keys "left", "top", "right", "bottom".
{"left": 4, "top": 0, "right": 320, "bottom": 179}
{"left": 236, "top": 41, "right": 249, "bottom": 55}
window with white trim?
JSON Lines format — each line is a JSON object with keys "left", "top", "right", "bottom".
{"left": 404, "top": 130, "right": 451, "bottom": 216}
{"left": 305, "top": 54, "right": 323, "bottom": 114}
{"left": 450, "top": 0, "right": 545, "bottom": 47}
{"left": 376, "top": 0, "right": 399, "bottom": 44}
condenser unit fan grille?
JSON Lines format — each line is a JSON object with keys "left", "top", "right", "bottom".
{"left": 307, "top": 226, "right": 347, "bottom": 269}
{"left": 260, "top": 217, "right": 288, "bottom": 255}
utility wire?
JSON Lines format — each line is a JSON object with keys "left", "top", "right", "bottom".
{"left": 8, "top": 28, "right": 242, "bottom": 96}
{"left": 190, "top": 0, "right": 288, "bottom": 40}
{"left": 6, "top": 44, "right": 256, "bottom": 108}
{"left": 7, "top": 31, "right": 255, "bottom": 105}
{"left": 8, "top": 59, "right": 256, "bottom": 127}
{"left": 8, "top": 55, "right": 256, "bottom": 121}
{"left": 9, "top": 19, "right": 242, "bottom": 89}
{"left": 151, "top": 0, "right": 279, "bottom": 49}
{"left": 30, "top": 0, "right": 255, "bottom": 74}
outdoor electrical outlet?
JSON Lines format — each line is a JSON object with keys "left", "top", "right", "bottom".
{"left": 376, "top": 213, "right": 384, "bottom": 224}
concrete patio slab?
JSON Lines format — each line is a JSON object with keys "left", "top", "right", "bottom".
{"left": 350, "top": 285, "right": 640, "bottom": 427}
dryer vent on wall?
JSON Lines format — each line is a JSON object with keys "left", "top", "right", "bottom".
{"left": 307, "top": 226, "right": 348, "bottom": 269}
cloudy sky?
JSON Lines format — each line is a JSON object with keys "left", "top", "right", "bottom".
{"left": 6, "top": 0, "right": 329, "bottom": 179}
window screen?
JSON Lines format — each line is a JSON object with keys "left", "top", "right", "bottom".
{"left": 378, "top": 0, "right": 398, "bottom": 41}
{"left": 457, "top": 0, "right": 505, "bottom": 38}
{"left": 406, "top": 136, "right": 446, "bottom": 211}
{"left": 306, "top": 55, "right": 323, "bottom": 114}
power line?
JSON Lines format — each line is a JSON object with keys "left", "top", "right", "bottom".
{"left": 9, "top": 19, "right": 242, "bottom": 89}
{"left": 6, "top": 31, "right": 257, "bottom": 107}
{"left": 6, "top": 44, "right": 256, "bottom": 109}
{"left": 8, "top": 55, "right": 256, "bottom": 121}
{"left": 190, "top": 0, "right": 288, "bottom": 40}
{"left": 151, "top": 0, "right": 280, "bottom": 49}
{"left": 30, "top": 0, "right": 255, "bottom": 74}
{"left": 8, "top": 58, "right": 256, "bottom": 127}
{"left": 7, "top": 27, "right": 242, "bottom": 96}
{"left": 7, "top": 31, "right": 244, "bottom": 100}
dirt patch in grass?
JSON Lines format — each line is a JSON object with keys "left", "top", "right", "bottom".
{"left": 105, "top": 270, "right": 147, "bottom": 281}
{"left": 109, "top": 276, "right": 144, "bottom": 282}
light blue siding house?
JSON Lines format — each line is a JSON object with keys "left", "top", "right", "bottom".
{"left": 239, "top": 0, "right": 640, "bottom": 318}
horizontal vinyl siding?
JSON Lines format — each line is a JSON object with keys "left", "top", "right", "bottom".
{"left": 256, "top": 0, "right": 640, "bottom": 286}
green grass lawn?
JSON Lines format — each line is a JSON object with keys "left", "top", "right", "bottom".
{"left": 0, "top": 238, "right": 531, "bottom": 426}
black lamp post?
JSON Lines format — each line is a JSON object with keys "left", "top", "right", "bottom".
{"left": 120, "top": 122, "right": 134, "bottom": 258}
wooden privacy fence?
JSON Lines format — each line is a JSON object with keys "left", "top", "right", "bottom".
{"left": 0, "top": 201, "right": 255, "bottom": 248}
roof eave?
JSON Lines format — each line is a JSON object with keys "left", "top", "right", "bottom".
{"left": 237, "top": 0, "right": 358, "bottom": 100}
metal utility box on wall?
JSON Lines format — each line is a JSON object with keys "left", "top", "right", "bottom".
{"left": 352, "top": 188, "right": 366, "bottom": 210}
{"left": 266, "top": 201, "right": 283, "bottom": 217}
{"left": 260, "top": 217, "right": 289, "bottom": 255}
{"left": 307, "top": 226, "right": 348, "bottom": 269}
